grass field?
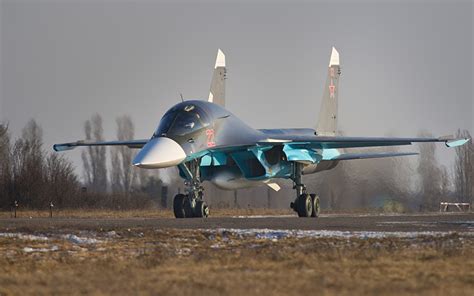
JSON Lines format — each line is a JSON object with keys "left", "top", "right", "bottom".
{"left": 0, "top": 206, "right": 417, "bottom": 219}
{"left": 0, "top": 208, "right": 296, "bottom": 219}
{"left": 0, "top": 226, "right": 473, "bottom": 295}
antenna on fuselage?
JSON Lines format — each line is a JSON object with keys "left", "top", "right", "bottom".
{"left": 179, "top": 93, "right": 184, "bottom": 102}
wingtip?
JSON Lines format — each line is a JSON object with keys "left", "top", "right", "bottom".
{"left": 53, "top": 143, "right": 74, "bottom": 152}
{"left": 215, "top": 48, "right": 226, "bottom": 68}
{"left": 445, "top": 138, "right": 470, "bottom": 148}
{"left": 329, "top": 46, "right": 340, "bottom": 67}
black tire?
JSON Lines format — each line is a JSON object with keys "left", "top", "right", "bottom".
{"left": 194, "top": 200, "right": 209, "bottom": 218}
{"left": 296, "top": 194, "right": 313, "bottom": 217}
{"left": 183, "top": 195, "right": 195, "bottom": 218}
{"left": 173, "top": 194, "right": 186, "bottom": 218}
{"left": 310, "top": 194, "right": 320, "bottom": 218}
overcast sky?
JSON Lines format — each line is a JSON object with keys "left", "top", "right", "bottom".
{"left": 1, "top": 0, "right": 473, "bottom": 176}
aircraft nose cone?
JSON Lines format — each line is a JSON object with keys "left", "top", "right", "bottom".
{"left": 133, "top": 137, "right": 186, "bottom": 169}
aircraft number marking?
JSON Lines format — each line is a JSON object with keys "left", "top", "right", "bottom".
{"left": 329, "top": 79, "right": 335, "bottom": 98}
{"left": 206, "top": 129, "right": 216, "bottom": 147}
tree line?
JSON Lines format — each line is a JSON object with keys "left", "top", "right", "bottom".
{"left": 0, "top": 116, "right": 166, "bottom": 210}
{"left": 0, "top": 120, "right": 78, "bottom": 209}
{"left": 305, "top": 130, "right": 473, "bottom": 211}
{"left": 0, "top": 116, "right": 472, "bottom": 211}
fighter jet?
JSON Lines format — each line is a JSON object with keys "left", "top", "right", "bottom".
{"left": 54, "top": 47, "right": 470, "bottom": 218}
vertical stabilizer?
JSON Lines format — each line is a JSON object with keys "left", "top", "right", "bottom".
{"left": 316, "top": 47, "right": 341, "bottom": 136}
{"left": 208, "top": 49, "right": 226, "bottom": 106}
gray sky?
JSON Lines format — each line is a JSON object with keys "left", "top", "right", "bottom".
{"left": 1, "top": 0, "right": 473, "bottom": 177}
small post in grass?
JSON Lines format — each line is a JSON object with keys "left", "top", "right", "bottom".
{"left": 13, "top": 200, "right": 18, "bottom": 218}
{"left": 49, "top": 201, "right": 54, "bottom": 218}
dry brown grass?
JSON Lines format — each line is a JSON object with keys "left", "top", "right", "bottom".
{"left": 0, "top": 208, "right": 295, "bottom": 219}
{"left": 0, "top": 228, "right": 473, "bottom": 296}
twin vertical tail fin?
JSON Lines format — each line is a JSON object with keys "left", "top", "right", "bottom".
{"left": 208, "top": 49, "right": 226, "bottom": 107}
{"left": 208, "top": 47, "right": 338, "bottom": 122}
{"left": 316, "top": 47, "right": 341, "bottom": 136}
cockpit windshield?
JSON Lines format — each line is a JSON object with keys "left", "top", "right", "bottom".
{"left": 154, "top": 104, "right": 210, "bottom": 137}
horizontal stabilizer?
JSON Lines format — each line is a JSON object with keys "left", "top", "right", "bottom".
{"left": 334, "top": 152, "right": 418, "bottom": 161}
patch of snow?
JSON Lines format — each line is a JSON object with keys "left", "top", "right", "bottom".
{"left": 175, "top": 248, "right": 191, "bottom": 255}
{"left": 0, "top": 232, "right": 49, "bottom": 241}
{"left": 63, "top": 234, "right": 100, "bottom": 245}
{"left": 208, "top": 228, "right": 474, "bottom": 240}
{"left": 22, "top": 245, "right": 59, "bottom": 253}
{"left": 380, "top": 220, "right": 474, "bottom": 229}
{"left": 105, "top": 231, "right": 118, "bottom": 238}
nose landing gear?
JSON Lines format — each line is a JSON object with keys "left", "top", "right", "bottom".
{"left": 173, "top": 192, "right": 209, "bottom": 218}
{"left": 173, "top": 193, "right": 187, "bottom": 218}
{"left": 173, "top": 161, "right": 209, "bottom": 218}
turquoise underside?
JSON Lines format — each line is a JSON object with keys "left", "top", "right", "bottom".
{"left": 191, "top": 143, "right": 338, "bottom": 181}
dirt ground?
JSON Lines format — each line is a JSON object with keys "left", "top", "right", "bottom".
{"left": 0, "top": 225, "right": 473, "bottom": 296}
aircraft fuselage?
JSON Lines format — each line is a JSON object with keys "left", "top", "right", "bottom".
{"left": 144, "top": 100, "right": 339, "bottom": 190}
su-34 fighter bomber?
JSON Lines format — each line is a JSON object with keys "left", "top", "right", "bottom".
{"left": 54, "top": 48, "right": 470, "bottom": 219}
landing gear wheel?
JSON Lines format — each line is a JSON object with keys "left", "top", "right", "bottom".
{"left": 183, "top": 195, "right": 195, "bottom": 218}
{"left": 194, "top": 200, "right": 209, "bottom": 218}
{"left": 310, "top": 194, "right": 320, "bottom": 218}
{"left": 173, "top": 194, "right": 186, "bottom": 218}
{"left": 296, "top": 194, "right": 313, "bottom": 217}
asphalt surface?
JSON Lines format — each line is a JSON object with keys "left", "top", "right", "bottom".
{"left": 0, "top": 213, "right": 473, "bottom": 233}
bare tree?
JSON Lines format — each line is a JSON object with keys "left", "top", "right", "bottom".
{"left": 439, "top": 165, "right": 450, "bottom": 198}
{"left": 81, "top": 120, "right": 93, "bottom": 187}
{"left": 45, "top": 153, "right": 79, "bottom": 208}
{"left": 416, "top": 131, "right": 442, "bottom": 211}
{"left": 1, "top": 118, "right": 158, "bottom": 210}
{"left": 81, "top": 114, "right": 108, "bottom": 192}
{"left": 136, "top": 165, "right": 150, "bottom": 189}
{"left": 454, "top": 129, "right": 472, "bottom": 203}
{"left": 0, "top": 123, "right": 12, "bottom": 206}
{"left": 110, "top": 147, "right": 123, "bottom": 193}
{"left": 111, "top": 115, "right": 136, "bottom": 193}
{"left": 7, "top": 120, "right": 46, "bottom": 207}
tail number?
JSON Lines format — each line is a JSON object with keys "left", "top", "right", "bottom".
{"left": 206, "top": 129, "right": 216, "bottom": 147}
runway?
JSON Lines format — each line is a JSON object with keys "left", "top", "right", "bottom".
{"left": 1, "top": 212, "right": 473, "bottom": 233}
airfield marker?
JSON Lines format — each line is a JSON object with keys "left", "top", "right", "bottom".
{"left": 50, "top": 201, "right": 54, "bottom": 218}
{"left": 12, "top": 200, "right": 18, "bottom": 218}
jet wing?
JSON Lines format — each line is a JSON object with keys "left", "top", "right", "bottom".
{"left": 257, "top": 135, "right": 470, "bottom": 149}
{"left": 332, "top": 151, "right": 419, "bottom": 161}
{"left": 217, "top": 134, "right": 467, "bottom": 163}
{"left": 53, "top": 139, "right": 148, "bottom": 152}
{"left": 204, "top": 135, "right": 469, "bottom": 160}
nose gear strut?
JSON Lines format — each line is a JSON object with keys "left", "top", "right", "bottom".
{"left": 173, "top": 160, "right": 209, "bottom": 218}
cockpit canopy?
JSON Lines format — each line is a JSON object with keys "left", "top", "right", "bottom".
{"left": 154, "top": 104, "right": 211, "bottom": 138}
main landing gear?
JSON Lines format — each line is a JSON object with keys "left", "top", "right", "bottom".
{"left": 289, "top": 163, "right": 320, "bottom": 218}
{"left": 173, "top": 160, "right": 209, "bottom": 218}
